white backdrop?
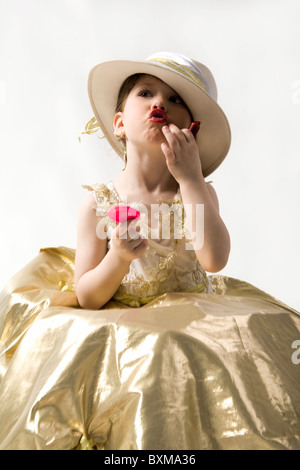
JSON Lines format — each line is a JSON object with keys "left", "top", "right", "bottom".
{"left": 0, "top": 0, "right": 299, "bottom": 311}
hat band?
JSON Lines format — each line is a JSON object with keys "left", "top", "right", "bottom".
{"left": 147, "top": 57, "right": 208, "bottom": 93}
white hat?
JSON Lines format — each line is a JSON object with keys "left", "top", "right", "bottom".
{"left": 88, "top": 52, "right": 231, "bottom": 177}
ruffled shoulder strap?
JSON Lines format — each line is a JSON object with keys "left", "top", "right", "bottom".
{"left": 82, "top": 182, "right": 120, "bottom": 217}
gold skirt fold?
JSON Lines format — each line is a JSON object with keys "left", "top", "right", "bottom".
{"left": 0, "top": 247, "right": 299, "bottom": 450}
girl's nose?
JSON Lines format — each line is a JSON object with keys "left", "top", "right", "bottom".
{"left": 151, "top": 99, "right": 166, "bottom": 112}
{"left": 152, "top": 104, "right": 165, "bottom": 110}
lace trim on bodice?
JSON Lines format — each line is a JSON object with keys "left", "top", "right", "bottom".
{"left": 83, "top": 182, "right": 210, "bottom": 307}
{"left": 82, "top": 182, "right": 191, "bottom": 240}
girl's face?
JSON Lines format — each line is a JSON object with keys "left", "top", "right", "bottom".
{"left": 114, "top": 75, "right": 192, "bottom": 150}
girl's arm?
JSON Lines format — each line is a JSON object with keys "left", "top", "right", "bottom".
{"left": 179, "top": 179, "right": 230, "bottom": 272}
{"left": 161, "top": 124, "right": 230, "bottom": 273}
{"left": 75, "top": 194, "right": 147, "bottom": 309}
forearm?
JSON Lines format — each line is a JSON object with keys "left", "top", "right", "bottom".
{"left": 76, "top": 248, "right": 130, "bottom": 310}
{"left": 179, "top": 178, "right": 230, "bottom": 272}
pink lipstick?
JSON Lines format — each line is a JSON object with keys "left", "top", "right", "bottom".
{"left": 149, "top": 108, "right": 168, "bottom": 124}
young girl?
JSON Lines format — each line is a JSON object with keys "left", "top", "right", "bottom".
{"left": 75, "top": 52, "right": 231, "bottom": 309}
{"left": 0, "top": 52, "right": 299, "bottom": 451}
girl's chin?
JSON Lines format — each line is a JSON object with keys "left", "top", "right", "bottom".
{"left": 128, "top": 129, "right": 166, "bottom": 150}
{"left": 145, "top": 129, "right": 166, "bottom": 145}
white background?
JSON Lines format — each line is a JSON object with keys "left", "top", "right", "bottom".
{"left": 0, "top": 0, "right": 299, "bottom": 311}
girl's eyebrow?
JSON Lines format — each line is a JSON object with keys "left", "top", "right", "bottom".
{"left": 136, "top": 81, "right": 178, "bottom": 95}
{"left": 136, "top": 81, "right": 155, "bottom": 88}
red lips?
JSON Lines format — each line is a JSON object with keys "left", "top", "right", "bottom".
{"left": 149, "top": 108, "right": 168, "bottom": 124}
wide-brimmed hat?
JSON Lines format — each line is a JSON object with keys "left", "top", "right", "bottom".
{"left": 87, "top": 52, "right": 231, "bottom": 177}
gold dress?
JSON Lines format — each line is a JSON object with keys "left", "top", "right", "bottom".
{"left": 0, "top": 182, "right": 299, "bottom": 450}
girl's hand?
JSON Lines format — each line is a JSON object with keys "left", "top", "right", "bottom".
{"left": 161, "top": 124, "right": 203, "bottom": 185}
{"left": 110, "top": 219, "right": 148, "bottom": 263}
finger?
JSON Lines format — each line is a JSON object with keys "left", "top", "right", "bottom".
{"left": 128, "top": 221, "right": 141, "bottom": 240}
{"left": 116, "top": 218, "right": 138, "bottom": 239}
{"left": 182, "top": 128, "right": 195, "bottom": 142}
{"left": 128, "top": 236, "right": 146, "bottom": 250}
{"left": 169, "top": 124, "right": 188, "bottom": 142}
{"left": 161, "top": 142, "right": 175, "bottom": 163}
{"left": 168, "top": 124, "right": 189, "bottom": 144}
{"left": 132, "top": 238, "right": 148, "bottom": 255}
{"left": 162, "top": 125, "right": 181, "bottom": 153}
{"left": 115, "top": 221, "right": 128, "bottom": 239}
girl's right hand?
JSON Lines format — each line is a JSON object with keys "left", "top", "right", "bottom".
{"left": 110, "top": 219, "right": 148, "bottom": 262}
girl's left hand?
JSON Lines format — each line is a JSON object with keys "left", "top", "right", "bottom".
{"left": 161, "top": 124, "right": 203, "bottom": 185}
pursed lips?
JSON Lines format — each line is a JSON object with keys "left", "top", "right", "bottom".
{"left": 149, "top": 109, "right": 168, "bottom": 124}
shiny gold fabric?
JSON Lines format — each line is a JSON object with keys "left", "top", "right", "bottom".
{"left": 0, "top": 246, "right": 299, "bottom": 450}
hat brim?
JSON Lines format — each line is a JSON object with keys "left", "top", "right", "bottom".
{"left": 88, "top": 59, "right": 231, "bottom": 177}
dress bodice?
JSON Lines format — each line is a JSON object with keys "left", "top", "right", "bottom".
{"left": 83, "top": 182, "right": 210, "bottom": 307}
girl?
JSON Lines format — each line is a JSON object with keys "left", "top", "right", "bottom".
{"left": 0, "top": 52, "right": 299, "bottom": 451}
{"left": 75, "top": 52, "right": 231, "bottom": 309}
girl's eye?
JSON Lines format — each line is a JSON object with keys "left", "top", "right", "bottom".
{"left": 138, "top": 89, "right": 152, "bottom": 97}
{"left": 169, "top": 95, "right": 184, "bottom": 104}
